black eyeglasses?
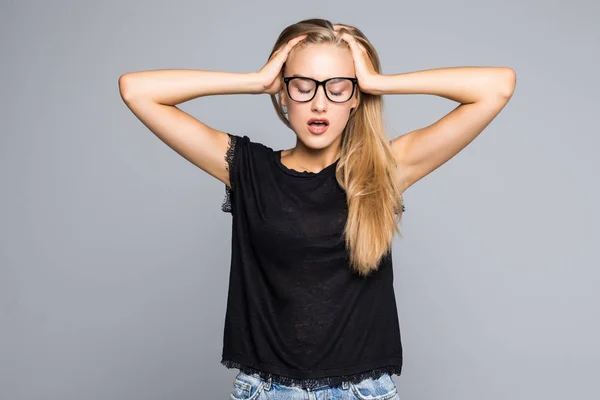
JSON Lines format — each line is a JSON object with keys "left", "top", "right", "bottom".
{"left": 283, "top": 76, "right": 358, "bottom": 103}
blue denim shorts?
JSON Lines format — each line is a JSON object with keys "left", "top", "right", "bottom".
{"left": 229, "top": 371, "right": 399, "bottom": 400}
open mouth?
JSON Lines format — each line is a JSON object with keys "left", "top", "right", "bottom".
{"left": 307, "top": 118, "right": 330, "bottom": 134}
{"left": 308, "top": 118, "right": 329, "bottom": 126}
{"left": 307, "top": 119, "right": 329, "bottom": 134}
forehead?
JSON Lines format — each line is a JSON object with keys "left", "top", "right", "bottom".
{"left": 285, "top": 43, "right": 355, "bottom": 79}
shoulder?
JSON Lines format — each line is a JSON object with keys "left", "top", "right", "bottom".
{"left": 228, "top": 134, "right": 272, "bottom": 153}
{"left": 227, "top": 134, "right": 276, "bottom": 172}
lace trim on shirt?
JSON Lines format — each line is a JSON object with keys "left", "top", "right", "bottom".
{"left": 221, "top": 358, "right": 403, "bottom": 390}
{"left": 221, "top": 133, "right": 237, "bottom": 213}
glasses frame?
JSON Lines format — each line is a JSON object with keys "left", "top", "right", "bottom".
{"left": 283, "top": 76, "right": 358, "bottom": 103}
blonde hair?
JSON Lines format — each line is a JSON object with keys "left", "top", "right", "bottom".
{"left": 269, "top": 18, "right": 405, "bottom": 277}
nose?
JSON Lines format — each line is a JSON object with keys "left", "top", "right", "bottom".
{"left": 311, "top": 84, "right": 328, "bottom": 112}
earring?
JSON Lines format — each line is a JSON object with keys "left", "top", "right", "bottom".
{"left": 282, "top": 106, "right": 288, "bottom": 114}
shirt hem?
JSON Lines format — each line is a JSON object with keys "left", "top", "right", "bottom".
{"left": 220, "top": 356, "right": 403, "bottom": 390}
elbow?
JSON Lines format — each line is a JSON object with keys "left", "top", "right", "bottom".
{"left": 118, "top": 73, "right": 138, "bottom": 102}
{"left": 499, "top": 67, "right": 517, "bottom": 99}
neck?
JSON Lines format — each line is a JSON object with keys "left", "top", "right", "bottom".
{"left": 291, "top": 144, "right": 341, "bottom": 173}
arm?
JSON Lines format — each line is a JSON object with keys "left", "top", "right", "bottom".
{"left": 118, "top": 70, "right": 263, "bottom": 188}
{"left": 335, "top": 32, "right": 516, "bottom": 192}
{"left": 377, "top": 66, "right": 517, "bottom": 191}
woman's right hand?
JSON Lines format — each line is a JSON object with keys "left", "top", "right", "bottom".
{"left": 255, "top": 34, "right": 308, "bottom": 95}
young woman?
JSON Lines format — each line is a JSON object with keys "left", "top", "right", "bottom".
{"left": 119, "top": 18, "right": 515, "bottom": 400}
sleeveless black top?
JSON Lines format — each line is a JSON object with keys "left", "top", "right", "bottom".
{"left": 220, "top": 133, "right": 405, "bottom": 389}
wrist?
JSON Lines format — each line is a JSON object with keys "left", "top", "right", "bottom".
{"left": 363, "top": 74, "right": 387, "bottom": 95}
{"left": 245, "top": 72, "right": 266, "bottom": 94}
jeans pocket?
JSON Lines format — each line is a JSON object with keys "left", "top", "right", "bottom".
{"left": 230, "top": 372, "right": 266, "bottom": 400}
{"left": 350, "top": 373, "right": 398, "bottom": 400}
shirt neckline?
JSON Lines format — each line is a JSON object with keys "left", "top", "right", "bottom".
{"left": 273, "top": 150, "right": 339, "bottom": 177}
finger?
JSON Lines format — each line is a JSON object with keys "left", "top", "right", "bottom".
{"left": 287, "top": 34, "right": 308, "bottom": 50}
{"left": 340, "top": 33, "right": 353, "bottom": 42}
{"left": 278, "top": 34, "right": 307, "bottom": 60}
{"left": 333, "top": 24, "right": 351, "bottom": 33}
{"left": 354, "top": 41, "right": 368, "bottom": 54}
{"left": 341, "top": 33, "right": 368, "bottom": 55}
{"left": 268, "top": 45, "right": 285, "bottom": 61}
{"left": 269, "top": 34, "right": 307, "bottom": 61}
{"left": 339, "top": 33, "right": 357, "bottom": 49}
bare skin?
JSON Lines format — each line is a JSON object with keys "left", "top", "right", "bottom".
{"left": 118, "top": 34, "right": 308, "bottom": 189}
{"left": 119, "top": 28, "right": 515, "bottom": 194}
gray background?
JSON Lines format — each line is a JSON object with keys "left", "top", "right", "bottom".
{"left": 2, "top": 0, "right": 598, "bottom": 399}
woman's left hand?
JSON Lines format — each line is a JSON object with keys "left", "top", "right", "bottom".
{"left": 335, "top": 29, "right": 382, "bottom": 94}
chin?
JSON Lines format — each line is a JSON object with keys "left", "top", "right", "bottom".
{"left": 301, "top": 131, "right": 340, "bottom": 149}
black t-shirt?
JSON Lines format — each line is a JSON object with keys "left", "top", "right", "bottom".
{"left": 219, "top": 133, "right": 405, "bottom": 389}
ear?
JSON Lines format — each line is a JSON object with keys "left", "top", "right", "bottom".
{"left": 350, "top": 92, "right": 358, "bottom": 110}
{"left": 279, "top": 87, "right": 288, "bottom": 108}
{"left": 279, "top": 66, "right": 287, "bottom": 108}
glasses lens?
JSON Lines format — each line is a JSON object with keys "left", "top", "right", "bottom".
{"left": 288, "top": 78, "right": 316, "bottom": 102}
{"left": 325, "top": 78, "right": 354, "bottom": 102}
{"left": 288, "top": 78, "right": 354, "bottom": 102}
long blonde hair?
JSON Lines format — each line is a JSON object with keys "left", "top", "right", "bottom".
{"left": 269, "top": 19, "right": 405, "bottom": 277}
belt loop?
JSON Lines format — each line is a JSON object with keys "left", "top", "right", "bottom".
{"left": 342, "top": 381, "right": 349, "bottom": 390}
{"left": 264, "top": 377, "right": 272, "bottom": 390}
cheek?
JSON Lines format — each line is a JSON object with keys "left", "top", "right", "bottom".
{"left": 287, "top": 104, "right": 309, "bottom": 122}
{"left": 328, "top": 107, "right": 353, "bottom": 127}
